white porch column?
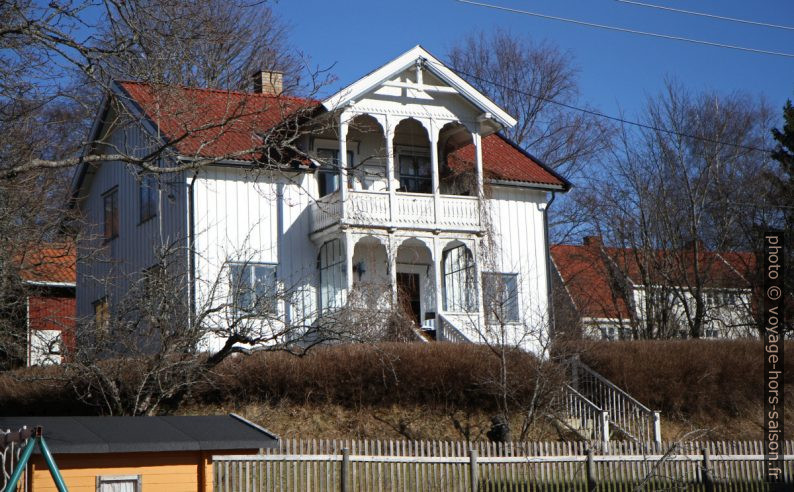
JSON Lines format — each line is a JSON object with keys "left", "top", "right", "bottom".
{"left": 433, "top": 236, "right": 444, "bottom": 320}
{"left": 430, "top": 120, "right": 440, "bottom": 227}
{"left": 388, "top": 234, "right": 398, "bottom": 305}
{"left": 345, "top": 231, "right": 355, "bottom": 293}
{"left": 473, "top": 237, "right": 485, "bottom": 336}
{"left": 338, "top": 113, "right": 350, "bottom": 221}
{"left": 473, "top": 130, "right": 484, "bottom": 198}
{"left": 385, "top": 115, "right": 396, "bottom": 225}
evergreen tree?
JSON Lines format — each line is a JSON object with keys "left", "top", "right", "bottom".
{"left": 769, "top": 100, "right": 794, "bottom": 336}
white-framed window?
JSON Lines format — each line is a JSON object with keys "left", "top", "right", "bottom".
{"left": 229, "top": 262, "right": 278, "bottom": 315}
{"left": 29, "top": 329, "right": 62, "bottom": 366}
{"left": 398, "top": 153, "right": 431, "bottom": 193}
{"left": 482, "top": 272, "right": 520, "bottom": 323}
{"left": 96, "top": 475, "right": 141, "bottom": 492}
{"left": 316, "top": 148, "right": 354, "bottom": 197}
{"left": 138, "top": 173, "right": 158, "bottom": 223}
{"left": 442, "top": 245, "right": 476, "bottom": 312}
{"left": 318, "top": 239, "right": 346, "bottom": 312}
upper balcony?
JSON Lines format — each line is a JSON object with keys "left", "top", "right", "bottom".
{"left": 310, "top": 190, "right": 480, "bottom": 234}
{"left": 308, "top": 111, "right": 487, "bottom": 236}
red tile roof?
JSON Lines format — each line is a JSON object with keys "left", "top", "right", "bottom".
{"left": 605, "top": 247, "right": 752, "bottom": 289}
{"left": 552, "top": 241, "right": 755, "bottom": 320}
{"left": 18, "top": 242, "right": 76, "bottom": 285}
{"left": 117, "top": 81, "right": 318, "bottom": 160}
{"left": 117, "top": 82, "right": 567, "bottom": 187}
{"left": 448, "top": 134, "right": 568, "bottom": 187}
{"left": 551, "top": 244, "right": 632, "bottom": 320}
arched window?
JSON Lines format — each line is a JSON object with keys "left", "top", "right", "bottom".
{"left": 442, "top": 244, "right": 476, "bottom": 312}
{"left": 318, "top": 239, "right": 346, "bottom": 312}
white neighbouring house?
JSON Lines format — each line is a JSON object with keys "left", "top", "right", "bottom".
{"left": 71, "top": 46, "right": 570, "bottom": 353}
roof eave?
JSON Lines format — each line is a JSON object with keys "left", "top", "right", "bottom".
{"left": 496, "top": 132, "right": 573, "bottom": 192}
{"left": 487, "top": 178, "right": 567, "bottom": 191}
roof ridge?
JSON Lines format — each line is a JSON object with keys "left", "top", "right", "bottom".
{"left": 115, "top": 80, "right": 313, "bottom": 104}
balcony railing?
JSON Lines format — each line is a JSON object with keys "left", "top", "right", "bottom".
{"left": 311, "top": 190, "right": 480, "bottom": 233}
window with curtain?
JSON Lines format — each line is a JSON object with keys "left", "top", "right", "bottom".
{"left": 96, "top": 475, "right": 141, "bottom": 492}
{"left": 229, "top": 262, "right": 278, "bottom": 315}
{"left": 442, "top": 245, "right": 475, "bottom": 312}
{"left": 318, "top": 239, "right": 346, "bottom": 312}
{"left": 482, "top": 272, "right": 520, "bottom": 323}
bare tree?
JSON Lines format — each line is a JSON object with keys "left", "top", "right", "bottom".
{"left": 448, "top": 29, "right": 613, "bottom": 240}
{"left": 0, "top": 0, "right": 331, "bottom": 179}
{"left": 579, "top": 80, "right": 774, "bottom": 339}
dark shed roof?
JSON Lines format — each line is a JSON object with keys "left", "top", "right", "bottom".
{"left": 0, "top": 414, "right": 278, "bottom": 454}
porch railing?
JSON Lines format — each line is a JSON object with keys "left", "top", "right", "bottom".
{"left": 310, "top": 191, "right": 480, "bottom": 233}
{"left": 436, "top": 313, "right": 471, "bottom": 343}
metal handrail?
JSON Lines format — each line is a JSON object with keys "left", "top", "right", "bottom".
{"left": 575, "top": 361, "right": 654, "bottom": 414}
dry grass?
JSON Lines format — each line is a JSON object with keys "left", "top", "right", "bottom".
{"left": 178, "top": 401, "right": 562, "bottom": 442}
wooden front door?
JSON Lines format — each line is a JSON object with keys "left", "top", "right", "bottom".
{"left": 397, "top": 272, "right": 421, "bottom": 325}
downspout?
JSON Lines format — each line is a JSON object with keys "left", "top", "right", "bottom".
{"left": 187, "top": 172, "right": 198, "bottom": 329}
{"left": 544, "top": 191, "right": 557, "bottom": 340}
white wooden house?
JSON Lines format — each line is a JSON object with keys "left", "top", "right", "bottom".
{"left": 71, "top": 46, "right": 570, "bottom": 352}
{"left": 551, "top": 237, "right": 757, "bottom": 340}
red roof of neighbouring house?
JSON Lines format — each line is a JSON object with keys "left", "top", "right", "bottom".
{"left": 448, "top": 134, "right": 568, "bottom": 188}
{"left": 18, "top": 242, "right": 76, "bottom": 285}
{"left": 551, "top": 238, "right": 755, "bottom": 321}
{"left": 605, "top": 247, "right": 753, "bottom": 289}
{"left": 551, "top": 243, "right": 632, "bottom": 320}
{"left": 116, "top": 82, "right": 568, "bottom": 187}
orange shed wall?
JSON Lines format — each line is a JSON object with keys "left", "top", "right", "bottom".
{"left": 28, "top": 450, "right": 256, "bottom": 492}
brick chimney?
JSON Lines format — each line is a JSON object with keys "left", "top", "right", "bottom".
{"left": 252, "top": 70, "right": 283, "bottom": 96}
{"left": 582, "top": 235, "right": 603, "bottom": 248}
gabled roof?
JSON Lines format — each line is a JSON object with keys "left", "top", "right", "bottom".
{"left": 17, "top": 242, "right": 76, "bottom": 286}
{"left": 0, "top": 414, "right": 278, "bottom": 454}
{"left": 116, "top": 81, "right": 319, "bottom": 160}
{"left": 102, "top": 83, "right": 566, "bottom": 189}
{"left": 448, "top": 133, "right": 570, "bottom": 189}
{"left": 322, "top": 45, "right": 517, "bottom": 129}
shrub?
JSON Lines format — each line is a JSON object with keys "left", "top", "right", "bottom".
{"left": 573, "top": 339, "right": 794, "bottom": 420}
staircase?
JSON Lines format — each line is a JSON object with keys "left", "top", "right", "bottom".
{"left": 559, "top": 356, "right": 661, "bottom": 446}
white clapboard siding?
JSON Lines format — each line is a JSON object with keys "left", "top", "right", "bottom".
{"left": 486, "top": 186, "right": 550, "bottom": 348}
{"left": 214, "top": 438, "right": 794, "bottom": 492}
{"left": 76, "top": 113, "right": 188, "bottom": 321}
{"left": 192, "top": 167, "right": 318, "bottom": 348}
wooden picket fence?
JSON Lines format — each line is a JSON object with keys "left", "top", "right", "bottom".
{"left": 213, "top": 438, "right": 793, "bottom": 491}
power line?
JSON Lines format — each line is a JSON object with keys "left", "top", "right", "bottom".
{"left": 615, "top": 0, "right": 794, "bottom": 32}
{"left": 455, "top": 0, "right": 794, "bottom": 58}
{"left": 424, "top": 59, "right": 775, "bottom": 154}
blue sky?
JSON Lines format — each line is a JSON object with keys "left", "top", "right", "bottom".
{"left": 274, "top": 0, "right": 793, "bottom": 119}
